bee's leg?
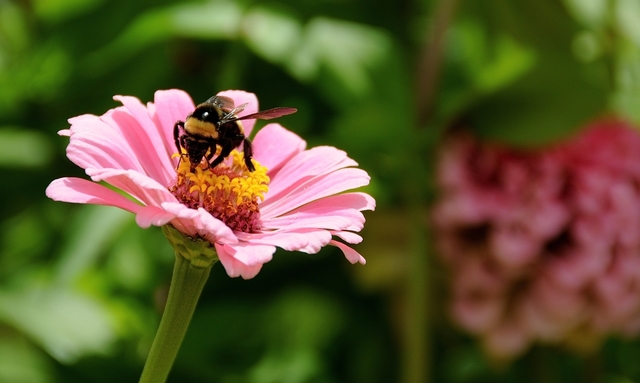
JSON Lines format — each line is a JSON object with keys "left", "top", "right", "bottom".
{"left": 205, "top": 138, "right": 218, "bottom": 163}
{"left": 205, "top": 147, "right": 215, "bottom": 163}
{"left": 173, "top": 121, "right": 186, "bottom": 169}
{"left": 242, "top": 138, "right": 255, "bottom": 172}
{"left": 173, "top": 121, "right": 184, "bottom": 153}
{"left": 208, "top": 143, "right": 233, "bottom": 169}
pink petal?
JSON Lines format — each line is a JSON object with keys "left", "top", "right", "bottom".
{"left": 217, "top": 90, "right": 259, "bottom": 136}
{"left": 490, "top": 225, "right": 539, "bottom": 269}
{"left": 159, "top": 203, "right": 238, "bottom": 245}
{"left": 451, "top": 295, "right": 503, "bottom": 334}
{"left": 330, "top": 240, "right": 366, "bottom": 264}
{"left": 265, "top": 146, "right": 359, "bottom": 199}
{"left": 46, "top": 177, "right": 142, "bottom": 214}
{"left": 252, "top": 123, "right": 306, "bottom": 174}
{"left": 195, "top": 207, "right": 239, "bottom": 244}
{"left": 148, "top": 89, "right": 196, "bottom": 169}
{"left": 261, "top": 168, "right": 371, "bottom": 218}
{"left": 331, "top": 231, "right": 363, "bottom": 244}
{"left": 135, "top": 205, "right": 177, "bottom": 228}
{"left": 262, "top": 193, "right": 375, "bottom": 231}
{"left": 224, "top": 242, "right": 275, "bottom": 266}
{"left": 110, "top": 96, "right": 175, "bottom": 184}
{"left": 215, "top": 243, "right": 271, "bottom": 279}
{"left": 237, "top": 229, "right": 332, "bottom": 254}
{"left": 66, "top": 114, "right": 144, "bottom": 172}
{"left": 86, "top": 168, "right": 176, "bottom": 207}
{"left": 263, "top": 211, "right": 364, "bottom": 231}
{"left": 320, "top": 192, "right": 376, "bottom": 212}
{"left": 159, "top": 203, "right": 201, "bottom": 236}
{"left": 288, "top": 230, "right": 333, "bottom": 254}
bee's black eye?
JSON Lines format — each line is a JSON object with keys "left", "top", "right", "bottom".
{"left": 197, "top": 108, "right": 219, "bottom": 122}
{"left": 192, "top": 105, "right": 219, "bottom": 123}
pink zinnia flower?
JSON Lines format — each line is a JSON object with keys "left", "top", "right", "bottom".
{"left": 46, "top": 89, "right": 374, "bottom": 279}
{"left": 433, "top": 120, "right": 640, "bottom": 360}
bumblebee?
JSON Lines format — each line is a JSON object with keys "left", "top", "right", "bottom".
{"left": 174, "top": 95, "right": 297, "bottom": 172}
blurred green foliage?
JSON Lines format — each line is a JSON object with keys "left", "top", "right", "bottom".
{"left": 1, "top": 0, "right": 640, "bottom": 382}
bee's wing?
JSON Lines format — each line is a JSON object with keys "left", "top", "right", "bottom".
{"left": 227, "top": 103, "right": 248, "bottom": 117}
{"left": 205, "top": 95, "right": 236, "bottom": 110}
{"left": 234, "top": 107, "right": 297, "bottom": 121}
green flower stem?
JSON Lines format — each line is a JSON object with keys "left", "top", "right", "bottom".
{"left": 139, "top": 225, "right": 219, "bottom": 383}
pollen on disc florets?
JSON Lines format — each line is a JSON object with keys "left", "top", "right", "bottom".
{"left": 169, "top": 149, "right": 269, "bottom": 233}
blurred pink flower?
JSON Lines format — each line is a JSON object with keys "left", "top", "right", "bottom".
{"left": 46, "top": 89, "right": 374, "bottom": 279}
{"left": 433, "top": 120, "right": 640, "bottom": 359}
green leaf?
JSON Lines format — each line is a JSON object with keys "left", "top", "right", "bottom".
{"left": 0, "top": 284, "right": 116, "bottom": 363}
{"left": 468, "top": 52, "right": 608, "bottom": 146}
{"left": 53, "top": 205, "right": 133, "bottom": 285}
{"left": 0, "top": 46, "right": 71, "bottom": 115}
{"left": 81, "top": 8, "right": 174, "bottom": 75}
{"left": 32, "top": 0, "right": 104, "bottom": 24}
{"left": 0, "top": 127, "right": 53, "bottom": 168}
{"left": 0, "top": 207, "right": 52, "bottom": 277}
{"left": 616, "top": 0, "right": 640, "bottom": 47}
{"left": 473, "top": 35, "right": 536, "bottom": 93}
{"left": 171, "top": 0, "right": 243, "bottom": 39}
{"left": 562, "top": 0, "right": 608, "bottom": 28}
{"left": 453, "top": 20, "right": 537, "bottom": 93}
{"left": 242, "top": 7, "right": 302, "bottom": 64}
{"left": 288, "top": 17, "right": 393, "bottom": 99}
{"left": 0, "top": 1, "right": 30, "bottom": 53}
{"left": 0, "top": 336, "right": 54, "bottom": 383}
{"left": 612, "top": 40, "right": 640, "bottom": 123}
{"left": 81, "top": 1, "right": 244, "bottom": 75}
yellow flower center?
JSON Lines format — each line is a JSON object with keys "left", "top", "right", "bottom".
{"left": 169, "top": 149, "right": 269, "bottom": 233}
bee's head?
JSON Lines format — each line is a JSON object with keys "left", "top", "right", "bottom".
{"left": 190, "top": 104, "right": 222, "bottom": 125}
{"left": 184, "top": 103, "right": 224, "bottom": 139}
